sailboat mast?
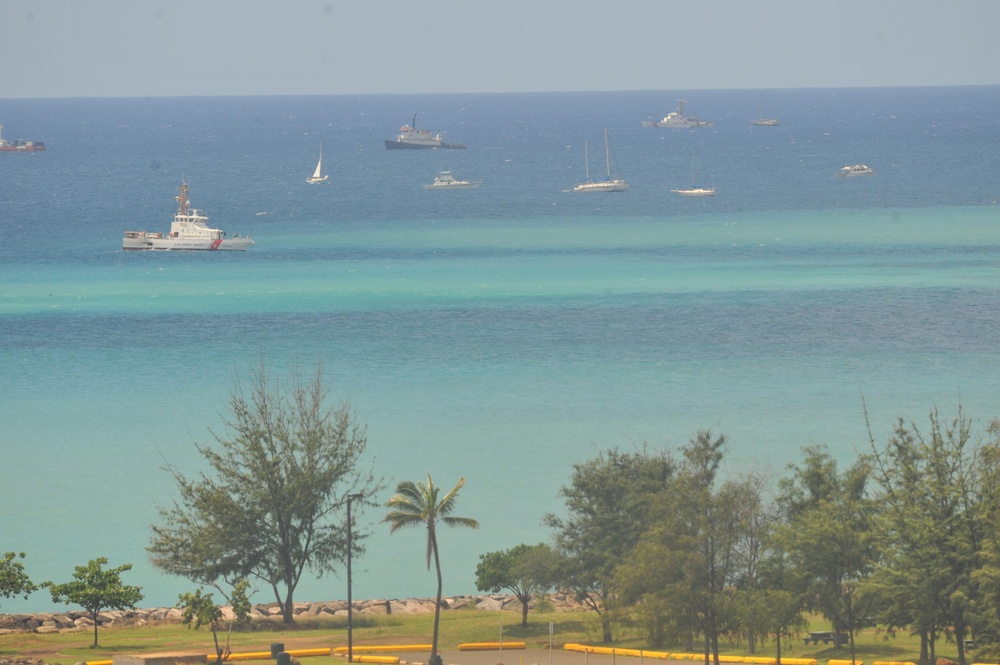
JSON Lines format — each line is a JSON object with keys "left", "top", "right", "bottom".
{"left": 604, "top": 129, "right": 611, "bottom": 178}
{"left": 584, "top": 140, "right": 590, "bottom": 181}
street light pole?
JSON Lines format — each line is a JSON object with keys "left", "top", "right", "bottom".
{"left": 347, "top": 493, "right": 364, "bottom": 663}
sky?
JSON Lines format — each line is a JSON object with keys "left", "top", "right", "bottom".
{"left": 1, "top": 0, "right": 998, "bottom": 99}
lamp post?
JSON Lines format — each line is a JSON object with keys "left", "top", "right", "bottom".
{"left": 346, "top": 493, "right": 363, "bottom": 663}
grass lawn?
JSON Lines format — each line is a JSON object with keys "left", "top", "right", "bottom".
{"left": 0, "top": 609, "right": 973, "bottom": 665}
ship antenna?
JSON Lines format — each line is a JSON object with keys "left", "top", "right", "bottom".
{"left": 412, "top": 113, "right": 417, "bottom": 129}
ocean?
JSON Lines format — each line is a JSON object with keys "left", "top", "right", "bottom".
{"left": 2, "top": 86, "right": 1000, "bottom": 614}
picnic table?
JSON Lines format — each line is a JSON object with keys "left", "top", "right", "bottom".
{"left": 804, "top": 631, "right": 847, "bottom": 645}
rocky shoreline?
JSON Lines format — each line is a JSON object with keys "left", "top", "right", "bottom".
{"left": 0, "top": 592, "right": 586, "bottom": 635}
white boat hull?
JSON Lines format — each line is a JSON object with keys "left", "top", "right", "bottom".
{"left": 123, "top": 233, "right": 254, "bottom": 251}
{"left": 572, "top": 180, "right": 628, "bottom": 193}
{"left": 672, "top": 188, "right": 715, "bottom": 197}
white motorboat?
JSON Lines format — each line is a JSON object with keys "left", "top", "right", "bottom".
{"left": 423, "top": 171, "right": 481, "bottom": 190}
{"left": 570, "top": 130, "right": 628, "bottom": 193}
{"left": 837, "top": 164, "right": 875, "bottom": 177}
{"left": 672, "top": 158, "right": 715, "bottom": 197}
{"left": 385, "top": 113, "right": 466, "bottom": 149}
{"left": 306, "top": 143, "right": 329, "bottom": 184}
{"left": 642, "top": 99, "right": 714, "bottom": 129}
{"left": 123, "top": 181, "right": 254, "bottom": 251}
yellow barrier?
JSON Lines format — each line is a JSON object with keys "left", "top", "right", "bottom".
{"left": 220, "top": 651, "right": 277, "bottom": 661}
{"left": 873, "top": 661, "right": 916, "bottom": 665}
{"left": 744, "top": 658, "right": 777, "bottom": 664}
{"left": 563, "top": 645, "right": 671, "bottom": 660}
{"left": 333, "top": 645, "right": 431, "bottom": 654}
{"left": 781, "top": 660, "right": 819, "bottom": 665}
{"left": 458, "top": 642, "right": 526, "bottom": 651}
{"left": 828, "top": 660, "right": 862, "bottom": 665}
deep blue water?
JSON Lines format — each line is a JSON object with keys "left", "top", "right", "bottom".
{"left": 2, "top": 87, "right": 1000, "bottom": 614}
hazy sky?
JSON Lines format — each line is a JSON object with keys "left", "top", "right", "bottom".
{"left": 1, "top": 0, "right": 998, "bottom": 98}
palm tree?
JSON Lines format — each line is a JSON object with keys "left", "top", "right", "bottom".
{"left": 384, "top": 475, "right": 479, "bottom": 665}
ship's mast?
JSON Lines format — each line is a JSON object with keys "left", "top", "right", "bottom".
{"left": 176, "top": 181, "right": 191, "bottom": 216}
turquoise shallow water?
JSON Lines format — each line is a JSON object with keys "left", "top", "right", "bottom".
{"left": 2, "top": 88, "right": 1000, "bottom": 613}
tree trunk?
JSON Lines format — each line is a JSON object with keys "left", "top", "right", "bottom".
{"left": 431, "top": 533, "right": 443, "bottom": 665}
{"left": 956, "top": 621, "right": 967, "bottom": 665}
{"left": 519, "top": 593, "right": 529, "bottom": 628}
{"left": 91, "top": 609, "right": 99, "bottom": 648}
{"left": 282, "top": 588, "right": 295, "bottom": 625}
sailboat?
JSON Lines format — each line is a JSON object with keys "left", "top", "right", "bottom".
{"left": 306, "top": 143, "right": 329, "bottom": 184}
{"left": 570, "top": 129, "right": 628, "bottom": 192}
{"left": 751, "top": 92, "right": 779, "bottom": 126}
{"left": 671, "top": 157, "right": 715, "bottom": 196}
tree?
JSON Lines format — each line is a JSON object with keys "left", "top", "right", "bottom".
{"left": 384, "top": 475, "right": 479, "bottom": 665}
{"left": 617, "top": 431, "right": 748, "bottom": 663}
{"left": 0, "top": 551, "right": 37, "bottom": 608}
{"left": 868, "top": 407, "right": 986, "bottom": 665}
{"left": 776, "top": 445, "right": 876, "bottom": 661}
{"left": 544, "top": 446, "right": 674, "bottom": 642}
{"left": 178, "top": 578, "right": 252, "bottom": 664}
{"left": 475, "top": 543, "right": 557, "bottom": 627}
{"left": 148, "top": 361, "right": 379, "bottom": 625}
{"left": 42, "top": 557, "right": 143, "bottom": 648}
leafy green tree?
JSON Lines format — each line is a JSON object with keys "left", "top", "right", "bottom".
{"left": 178, "top": 578, "right": 252, "bottom": 664}
{"left": 0, "top": 551, "right": 37, "bottom": 608}
{"left": 730, "top": 474, "right": 789, "bottom": 657}
{"left": 42, "top": 557, "right": 143, "bottom": 648}
{"left": 148, "top": 361, "right": 379, "bottom": 625}
{"left": 384, "top": 475, "right": 479, "bottom": 665}
{"left": 971, "top": 426, "right": 1000, "bottom": 661}
{"left": 617, "top": 431, "right": 748, "bottom": 663}
{"left": 475, "top": 543, "right": 556, "bottom": 627}
{"left": 776, "top": 445, "right": 876, "bottom": 661}
{"left": 868, "top": 407, "right": 987, "bottom": 665}
{"left": 544, "top": 446, "right": 675, "bottom": 642}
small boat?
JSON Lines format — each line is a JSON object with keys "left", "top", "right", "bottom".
{"left": 385, "top": 114, "right": 466, "bottom": 150}
{"left": 123, "top": 181, "right": 254, "bottom": 251}
{"left": 570, "top": 130, "right": 628, "bottom": 193}
{"left": 0, "top": 123, "right": 45, "bottom": 152}
{"left": 306, "top": 143, "right": 329, "bottom": 184}
{"left": 672, "top": 158, "right": 715, "bottom": 197}
{"left": 836, "top": 164, "right": 875, "bottom": 177}
{"left": 641, "top": 99, "right": 714, "bottom": 129}
{"left": 423, "top": 171, "right": 481, "bottom": 190}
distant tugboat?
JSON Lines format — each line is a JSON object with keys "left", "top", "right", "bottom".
{"left": 122, "top": 181, "right": 254, "bottom": 251}
{"left": 0, "top": 124, "right": 45, "bottom": 152}
{"left": 385, "top": 114, "right": 466, "bottom": 149}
